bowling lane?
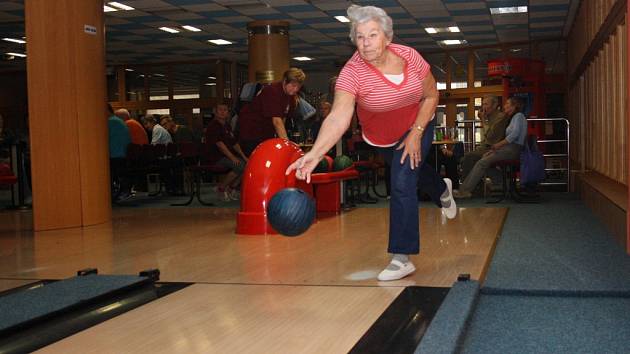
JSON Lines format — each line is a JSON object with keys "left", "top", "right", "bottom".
{"left": 36, "top": 283, "right": 403, "bottom": 354}
{"left": 0, "top": 207, "right": 506, "bottom": 287}
{"left": 0, "top": 279, "right": 37, "bottom": 293}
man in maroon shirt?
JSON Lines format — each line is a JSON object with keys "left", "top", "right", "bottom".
{"left": 237, "top": 68, "right": 306, "bottom": 156}
{"left": 205, "top": 104, "right": 249, "bottom": 201}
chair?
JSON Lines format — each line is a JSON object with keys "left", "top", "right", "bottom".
{"left": 171, "top": 143, "right": 229, "bottom": 206}
{"left": 0, "top": 164, "right": 18, "bottom": 208}
{"left": 485, "top": 159, "right": 540, "bottom": 204}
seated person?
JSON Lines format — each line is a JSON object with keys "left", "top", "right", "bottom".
{"left": 142, "top": 116, "right": 173, "bottom": 145}
{"left": 107, "top": 104, "right": 131, "bottom": 201}
{"left": 115, "top": 108, "right": 148, "bottom": 145}
{"left": 460, "top": 95, "right": 509, "bottom": 180}
{"left": 205, "top": 104, "right": 249, "bottom": 201}
{"left": 161, "top": 116, "right": 194, "bottom": 144}
{"left": 454, "top": 97, "right": 527, "bottom": 198}
{"left": 426, "top": 141, "right": 464, "bottom": 190}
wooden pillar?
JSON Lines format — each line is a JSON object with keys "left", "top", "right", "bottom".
{"left": 627, "top": 0, "right": 630, "bottom": 254}
{"left": 25, "top": 0, "right": 110, "bottom": 230}
{"left": 216, "top": 60, "right": 225, "bottom": 103}
{"left": 444, "top": 54, "right": 456, "bottom": 127}
{"left": 247, "top": 21, "right": 290, "bottom": 83}
{"left": 467, "top": 51, "right": 476, "bottom": 121}
{"left": 116, "top": 66, "right": 126, "bottom": 105}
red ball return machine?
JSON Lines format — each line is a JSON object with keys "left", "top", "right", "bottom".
{"left": 236, "top": 138, "right": 359, "bottom": 235}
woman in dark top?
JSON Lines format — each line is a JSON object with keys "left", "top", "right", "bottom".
{"left": 205, "top": 104, "right": 249, "bottom": 201}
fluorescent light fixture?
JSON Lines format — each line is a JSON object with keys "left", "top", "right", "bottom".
{"left": 6, "top": 52, "right": 26, "bottom": 58}
{"left": 293, "top": 56, "right": 312, "bottom": 61}
{"left": 182, "top": 25, "right": 201, "bottom": 32}
{"left": 334, "top": 16, "right": 350, "bottom": 23}
{"left": 2, "top": 37, "right": 26, "bottom": 44}
{"left": 108, "top": 2, "right": 134, "bottom": 11}
{"left": 153, "top": 73, "right": 165, "bottom": 77}
{"left": 159, "top": 27, "right": 180, "bottom": 34}
{"left": 125, "top": 68, "right": 134, "bottom": 71}
{"left": 510, "top": 48, "right": 522, "bottom": 52}
{"left": 208, "top": 76, "right": 216, "bottom": 79}
{"left": 208, "top": 39, "right": 232, "bottom": 45}
{"left": 426, "top": 27, "right": 460, "bottom": 34}
{"left": 103, "top": 5, "right": 117, "bottom": 12}
{"left": 440, "top": 39, "right": 467, "bottom": 46}
{"left": 490, "top": 6, "right": 528, "bottom": 15}
{"left": 204, "top": 83, "right": 217, "bottom": 86}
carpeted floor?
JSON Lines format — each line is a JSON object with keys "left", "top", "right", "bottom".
{"left": 460, "top": 294, "right": 630, "bottom": 354}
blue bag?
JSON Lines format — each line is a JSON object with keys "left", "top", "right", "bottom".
{"left": 520, "top": 135, "right": 546, "bottom": 186}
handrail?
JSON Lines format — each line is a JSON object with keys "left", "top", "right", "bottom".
{"left": 527, "top": 118, "right": 570, "bottom": 192}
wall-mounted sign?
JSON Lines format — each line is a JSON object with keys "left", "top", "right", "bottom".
{"left": 84, "top": 25, "right": 97, "bottom": 35}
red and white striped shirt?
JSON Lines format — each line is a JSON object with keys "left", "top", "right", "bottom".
{"left": 336, "top": 43, "right": 432, "bottom": 146}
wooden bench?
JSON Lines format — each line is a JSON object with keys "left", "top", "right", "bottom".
{"left": 579, "top": 171, "right": 627, "bottom": 249}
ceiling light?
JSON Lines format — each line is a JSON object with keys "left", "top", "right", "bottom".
{"left": 182, "top": 25, "right": 201, "bottom": 32}
{"left": 208, "top": 76, "right": 216, "bottom": 79}
{"left": 154, "top": 73, "right": 165, "bottom": 77}
{"left": 334, "top": 16, "right": 350, "bottom": 23}
{"left": 103, "top": 5, "right": 117, "bottom": 12}
{"left": 6, "top": 52, "right": 26, "bottom": 58}
{"left": 293, "top": 57, "right": 313, "bottom": 61}
{"left": 125, "top": 68, "right": 134, "bottom": 71}
{"left": 490, "top": 6, "right": 528, "bottom": 15}
{"left": 205, "top": 83, "right": 217, "bottom": 86}
{"left": 108, "top": 2, "right": 134, "bottom": 11}
{"left": 159, "top": 27, "right": 180, "bottom": 34}
{"left": 2, "top": 38, "right": 26, "bottom": 44}
{"left": 208, "top": 39, "right": 232, "bottom": 45}
{"left": 426, "top": 27, "right": 460, "bottom": 34}
{"left": 510, "top": 48, "right": 522, "bottom": 52}
{"left": 440, "top": 40, "right": 467, "bottom": 46}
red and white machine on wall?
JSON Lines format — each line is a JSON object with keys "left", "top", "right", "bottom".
{"left": 487, "top": 58, "right": 546, "bottom": 137}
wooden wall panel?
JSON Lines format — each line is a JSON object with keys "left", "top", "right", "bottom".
{"left": 25, "top": 0, "right": 110, "bottom": 230}
{"left": 568, "top": 0, "right": 619, "bottom": 75}
{"left": 568, "top": 1, "right": 627, "bottom": 185}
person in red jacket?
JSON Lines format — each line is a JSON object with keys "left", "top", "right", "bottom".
{"left": 237, "top": 68, "right": 305, "bottom": 156}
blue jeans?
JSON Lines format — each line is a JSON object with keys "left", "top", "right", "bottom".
{"left": 378, "top": 119, "right": 447, "bottom": 254}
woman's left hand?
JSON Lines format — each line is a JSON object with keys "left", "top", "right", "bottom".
{"left": 397, "top": 131, "right": 422, "bottom": 170}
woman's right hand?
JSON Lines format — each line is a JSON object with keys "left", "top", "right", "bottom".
{"left": 285, "top": 152, "right": 322, "bottom": 184}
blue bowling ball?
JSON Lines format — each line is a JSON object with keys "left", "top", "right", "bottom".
{"left": 267, "top": 188, "right": 316, "bottom": 237}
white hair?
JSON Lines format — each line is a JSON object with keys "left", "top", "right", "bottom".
{"left": 347, "top": 5, "right": 393, "bottom": 45}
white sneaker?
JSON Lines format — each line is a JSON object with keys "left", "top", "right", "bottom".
{"left": 215, "top": 187, "right": 231, "bottom": 202}
{"left": 377, "top": 259, "right": 416, "bottom": 281}
{"left": 441, "top": 178, "right": 457, "bottom": 219}
{"left": 228, "top": 189, "right": 240, "bottom": 201}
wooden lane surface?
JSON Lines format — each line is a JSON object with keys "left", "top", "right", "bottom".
{"left": 0, "top": 279, "right": 36, "bottom": 293}
{"left": 36, "top": 283, "right": 403, "bottom": 354}
{"left": 0, "top": 207, "right": 506, "bottom": 287}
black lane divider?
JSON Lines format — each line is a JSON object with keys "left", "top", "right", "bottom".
{"left": 350, "top": 286, "right": 449, "bottom": 354}
{"left": 0, "top": 269, "right": 192, "bottom": 354}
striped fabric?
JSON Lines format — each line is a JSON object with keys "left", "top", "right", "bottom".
{"left": 336, "top": 44, "right": 431, "bottom": 145}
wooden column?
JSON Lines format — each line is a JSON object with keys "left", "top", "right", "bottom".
{"left": 467, "top": 51, "right": 476, "bottom": 121}
{"left": 25, "top": 0, "right": 110, "bottom": 230}
{"left": 247, "top": 21, "right": 290, "bottom": 83}
{"left": 444, "top": 54, "right": 456, "bottom": 126}
{"left": 627, "top": 0, "right": 630, "bottom": 254}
